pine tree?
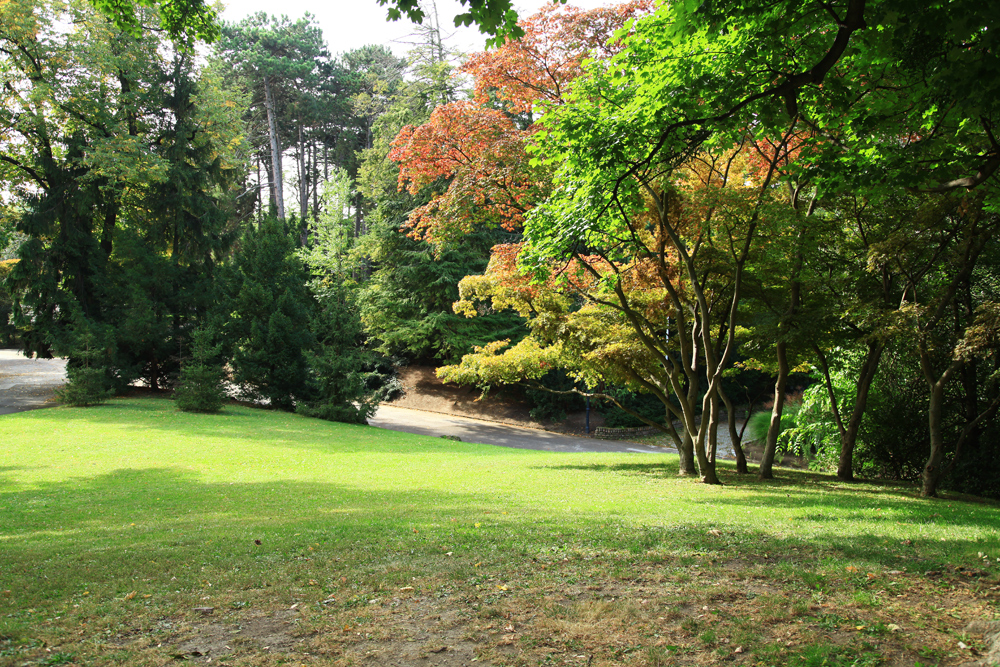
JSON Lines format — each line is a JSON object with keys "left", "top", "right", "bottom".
{"left": 174, "top": 326, "right": 227, "bottom": 413}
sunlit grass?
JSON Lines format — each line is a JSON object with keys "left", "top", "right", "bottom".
{"left": 1, "top": 398, "right": 998, "bottom": 665}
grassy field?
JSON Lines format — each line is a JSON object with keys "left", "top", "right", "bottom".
{"left": 1, "top": 398, "right": 998, "bottom": 667}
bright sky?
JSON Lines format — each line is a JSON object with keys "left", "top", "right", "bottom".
{"left": 219, "top": 0, "right": 612, "bottom": 58}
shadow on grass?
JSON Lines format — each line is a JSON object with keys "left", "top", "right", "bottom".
{"left": 534, "top": 460, "right": 1000, "bottom": 530}
{"left": 1, "top": 464, "right": 997, "bottom": 631}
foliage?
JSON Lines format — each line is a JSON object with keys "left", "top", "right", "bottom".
{"left": 298, "top": 170, "right": 359, "bottom": 277}
{"left": 390, "top": 101, "right": 544, "bottom": 247}
{"left": 780, "top": 377, "right": 852, "bottom": 470}
{"left": 462, "top": 1, "right": 653, "bottom": 115}
{"left": 219, "top": 218, "right": 314, "bottom": 411}
{"left": 375, "top": 0, "right": 531, "bottom": 47}
{"left": 295, "top": 284, "right": 381, "bottom": 425}
{"left": 600, "top": 390, "right": 670, "bottom": 429}
{"left": 53, "top": 315, "right": 115, "bottom": 407}
{"left": 358, "top": 222, "right": 525, "bottom": 363}
{"left": 523, "top": 369, "right": 586, "bottom": 422}
{"left": 354, "top": 45, "right": 526, "bottom": 365}
{"left": 389, "top": 2, "right": 648, "bottom": 249}
{"left": 174, "top": 327, "right": 227, "bottom": 414}
{"left": 747, "top": 406, "right": 800, "bottom": 447}
{"left": 217, "top": 13, "right": 326, "bottom": 221}
{"left": 0, "top": 259, "right": 17, "bottom": 346}
{"left": 88, "top": 0, "right": 218, "bottom": 47}
{"left": 856, "top": 348, "right": 932, "bottom": 482}
{"left": 1, "top": 0, "right": 242, "bottom": 386}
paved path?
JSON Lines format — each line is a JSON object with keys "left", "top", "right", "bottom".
{"left": 0, "top": 349, "right": 678, "bottom": 456}
{"left": 369, "top": 405, "right": 673, "bottom": 454}
{"left": 0, "top": 349, "right": 67, "bottom": 415}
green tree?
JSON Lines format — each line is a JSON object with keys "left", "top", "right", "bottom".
{"left": 503, "top": 0, "right": 1000, "bottom": 488}
{"left": 217, "top": 14, "right": 325, "bottom": 221}
{"left": 2, "top": 0, "right": 243, "bottom": 390}
{"left": 174, "top": 326, "right": 227, "bottom": 413}
{"left": 54, "top": 313, "right": 115, "bottom": 407}
{"left": 219, "top": 218, "right": 314, "bottom": 411}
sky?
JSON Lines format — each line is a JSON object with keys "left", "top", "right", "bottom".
{"left": 219, "top": 0, "right": 611, "bottom": 58}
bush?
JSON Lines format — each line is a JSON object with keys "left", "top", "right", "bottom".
{"left": 601, "top": 390, "right": 672, "bottom": 428}
{"left": 174, "top": 365, "right": 226, "bottom": 413}
{"left": 746, "top": 401, "right": 800, "bottom": 446}
{"left": 524, "top": 370, "right": 586, "bottom": 422}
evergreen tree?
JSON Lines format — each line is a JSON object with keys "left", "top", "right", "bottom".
{"left": 54, "top": 314, "right": 115, "bottom": 408}
{"left": 174, "top": 326, "right": 227, "bottom": 413}
{"left": 296, "top": 283, "right": 379, "bottom": 424}
{"left": 219, "top": 218, "right": 314, "bottom": 411}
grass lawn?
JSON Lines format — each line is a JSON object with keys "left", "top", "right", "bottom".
{"left": 1, "top": 398, "right": 999, "bottom": 667}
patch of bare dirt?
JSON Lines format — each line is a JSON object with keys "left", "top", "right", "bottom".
{"left": 170, "top": 609, "right": 302, "bottom": 662}
{"left": 135, "top": 561, "right": 997, "bottom": 667}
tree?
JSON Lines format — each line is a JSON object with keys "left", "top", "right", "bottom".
{"left": 91, "top": 0, "right": 540, "bottom": 48}
{"left": 217, "top": 14, "right": 325, "bottom": 221}
{"left": 389, "top": 2, "right": 650, "bottom": 249}
{"left": 174, "top": 326, "right": 227, "bottom": 413}
{"left": 444, "top": 140, "right": 792, "bottom": 483}
{"left": 88, "top": 0, "right": 218, "bottom": 47}
{"left": 218, "top": 217, "right": 314, "bottom": 411}
{"left": 2, "top": 0, "right": 242, "bottom": 387}
{"left": 486, "top": 0, "right": 1000, "bottom": 489}
{"left": 350, "top": 23, "right": 525, "bottom": 365}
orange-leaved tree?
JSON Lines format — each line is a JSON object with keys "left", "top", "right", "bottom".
{"left": 388, "top": 1, "right": 652, "bottom": 248}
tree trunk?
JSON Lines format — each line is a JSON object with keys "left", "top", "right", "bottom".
{"left": 312, "top": 141, "right": 320, "bottom": 223}
{"left": 836, "top": 340, "right": 884, "bottom": 481}
{"left": 676, "top": 431, "right": 695, "bottom": 475}
{"left": 921, "top": 378, "right": 948, "bottom": 497}
{"left": 718, "top": 386, "right": 749, "bottom": 474}
{"left": 298, "top": 121, "right": 308, "bottom": 224}
{"left": 263, "top": 74, "right": 285, "bottom": 221}
{"left": 709, "top": 394, "right": 719, "bottom": 464}
{"left": 255, "top": 155, "right": 264, "bottom": 224}
{"left": 694, "top": 425, "right": 721, "bottom": 484}
{"left": 759, "top": 341, "right": 789, "bottom": 479}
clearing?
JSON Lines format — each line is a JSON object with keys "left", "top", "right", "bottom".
{"left": 1, "top": 398, "right": 998, "bottom": 667}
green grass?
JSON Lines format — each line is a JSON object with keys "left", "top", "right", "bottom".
{"left": 1, "top": 398, "right": 999, "bottom": 666}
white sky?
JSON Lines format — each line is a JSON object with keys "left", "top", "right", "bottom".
{"left": 219, "top": 0, "right": 612, "bottom": 58}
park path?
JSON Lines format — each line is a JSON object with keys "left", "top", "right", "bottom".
{"left": 0, "top": 350, "right": 682, "bottom": 456}
{"left": 0, "top": 349, "right": 66, "bottom": 416}
{"left": 369, "top": 404, "right": 671, "bottom": 454}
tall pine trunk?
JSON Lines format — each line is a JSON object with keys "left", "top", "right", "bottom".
{"left": 298, "top": 121, "right": 308, "bottom": 223}
{"left": 263, "top": 74, "right": 284, "bottom": 221}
